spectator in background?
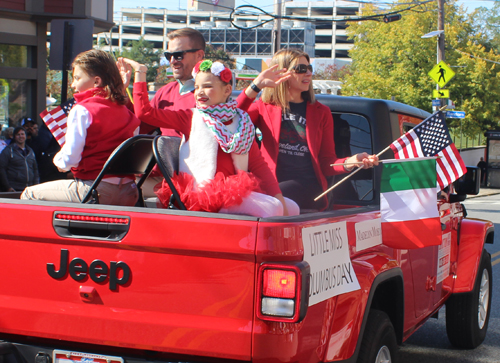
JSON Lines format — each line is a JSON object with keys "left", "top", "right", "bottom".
{"left": 35, "top": 124, "right": 68, "bottom": 183}
{"left": 0, "top": 127, "right": 39, "bottom": 192}
{"left": 3, "top": 127, "right": 14, "bottom": 145}
{"left": 22, "top": 118, "right": 38, "bottom": 141}
{"left": 0, "top": 124, "right": 6, "bottom": 153}
{"left": 23, "top": 118, "right": 67, "bottom": 183}
{"left": 477, "top": 157, "right": 487, "bottom": 186}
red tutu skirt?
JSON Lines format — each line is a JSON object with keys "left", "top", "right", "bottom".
{"left": 154, "top": 171, "right": 262, "bottom": 212}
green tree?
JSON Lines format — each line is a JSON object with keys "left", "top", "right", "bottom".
{"left": 343, "top": 0, "right": 500, "bottom": 137}
{"left": 119, "top": 37, "right": 161, "bottom": 83}
{"left": 313, "top": 64, "right": 352, "bottom": 83}
{"left": 204, "top": 44, "right": 236, "bottom": 68}
{"left": 470, "top": 3, "right": 500, "bottom": 53}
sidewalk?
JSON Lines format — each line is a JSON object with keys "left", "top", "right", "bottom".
{"left": 467, "top": 187, "right": 500, "bottom": 199}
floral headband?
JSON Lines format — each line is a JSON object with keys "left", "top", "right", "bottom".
{"left": 192, "top": 60, "right": 233, "bottom": 83}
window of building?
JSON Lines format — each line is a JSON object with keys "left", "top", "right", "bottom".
{"left": 315, "top": 49, "right": 332, "bottom": 58}
{"left": 0, "top": 44, "right": 29, "bottom": 68}
{"left": 241, "top": 30, "right": 256, "bottom": 43}
{"left": 0, "top": 78, "right": 29, "bottom": 128}
{"left": 211, "top": 29, "right": 225, "bottom": 42}
{"left": 257, "top": 43, "right": 272, "bottom": 54}
{"left": 226, "top": 43, "right": 240, "bottom": 54}
{"left": 226, "top": 29, "right": 240, "bottom": 43}
{"left": 241, "top": 44, "right": 256, "bottom": 55}
{"left": 257, "top": 29, "right": 272, "bottom": 43}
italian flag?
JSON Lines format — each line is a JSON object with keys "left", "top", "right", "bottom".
{"left": 380, "top": 158, "right": 442, "bottom": 249}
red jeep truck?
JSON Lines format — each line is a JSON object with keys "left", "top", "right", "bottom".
{"left": 0, "top": 95, "right": 492, "bottom": 363}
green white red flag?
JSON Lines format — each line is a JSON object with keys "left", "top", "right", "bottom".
{"left": 380, "top": 157, "right": 441, "bottom": 249}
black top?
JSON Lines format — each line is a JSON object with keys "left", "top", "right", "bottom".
{"left": 276, "top": 101, "right": 320, "bottom": 190}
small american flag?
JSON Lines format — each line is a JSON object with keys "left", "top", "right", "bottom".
{"left": 39, "top": 98, "right": 76, "bottom": 147}
{"left": 390, "top": 110, "right": 466, "bottom": 190}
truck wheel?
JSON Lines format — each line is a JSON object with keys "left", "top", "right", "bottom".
{"left": 446, "top": 249, "right": 492, "bottom": 349}
{"left": 357, "top": 309, "right": 398, "bottom": 363}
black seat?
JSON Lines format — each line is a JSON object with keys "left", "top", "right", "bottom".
{"left": 82, "top": 135, "right": 156, "bottom": 206}
{"left": 152, "top": 135, "right": 186, "bottom": 210}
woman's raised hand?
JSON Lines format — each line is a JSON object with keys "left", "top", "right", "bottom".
{"left": 253, "top": 64, "right": 291, "bottom": 90}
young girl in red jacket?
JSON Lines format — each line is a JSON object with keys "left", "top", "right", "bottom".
{"left": 21, "top": 50, "right": 141, "bottom": 205}
{"left": 120, "top": 57, "right": 299, "bottom": 217}
{"left": 237, "top": 48, "right": 378, "bottom": 210}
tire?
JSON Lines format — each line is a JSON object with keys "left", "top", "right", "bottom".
{"left": 357, "top": 309, "right": 398, "bottom": 363}
{"left": 446, "top": 249, "right": 492, "bottom": 349}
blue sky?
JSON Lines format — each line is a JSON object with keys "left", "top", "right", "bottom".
{"left": 113, "top": 0, "right": 494, "bottom": 13}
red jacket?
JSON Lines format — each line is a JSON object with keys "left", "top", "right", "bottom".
{"left": 237, "top": 92, "right": 348, "bottom": 208}
{"left": 73, "top": 89, "right": 141, "bottom": 180}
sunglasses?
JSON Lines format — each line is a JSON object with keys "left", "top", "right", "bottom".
{"left": 292, "top": 64, "right": 313, "bottom": 74}
{"left": 164, "top": 49, "right": 201, "bottom": 62}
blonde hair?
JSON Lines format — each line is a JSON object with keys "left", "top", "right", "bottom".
{"left": 261, "top": 48, "right": 315, "bottom": 112}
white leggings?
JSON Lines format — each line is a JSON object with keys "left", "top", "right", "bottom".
{"left": 219, "top": 192, "right": 300, "bottom": 218}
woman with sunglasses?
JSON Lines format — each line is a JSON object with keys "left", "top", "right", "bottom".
{"left": 237, "top": 48, "right": 378, "bottom": 211}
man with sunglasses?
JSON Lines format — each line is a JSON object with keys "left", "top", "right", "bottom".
{"left": 140, "top": 27, "right": 205, "bottom": 136}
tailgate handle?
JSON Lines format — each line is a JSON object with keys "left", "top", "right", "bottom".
{"left": 53, "top": 212, "right": 130, "bottom": 241}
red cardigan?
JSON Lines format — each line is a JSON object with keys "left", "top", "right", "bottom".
{"left": 237, "top": 92, "right": 348, "bottom": 208}
{"left": 133, "top": 82, "right": 281, "bottom": 196}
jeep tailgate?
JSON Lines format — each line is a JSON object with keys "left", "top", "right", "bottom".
{"left": 0, "top": 201, "right": 257, "bottom": 361}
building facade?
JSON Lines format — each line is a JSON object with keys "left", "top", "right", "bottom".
{"left": 284, "top": 1, "right": 359, "bottom": 59}
{"left": 101, "top": 8, "right": 315, "bottom": 58}
{"left": 102, "top": 0, "right": 361, "bottom": 63}
{"left": 0, "top": 0, "right": 114, "bottom": 128}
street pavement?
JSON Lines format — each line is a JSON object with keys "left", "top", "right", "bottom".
{"left": 468, "top": 187, "right": 500, "bottom": 199}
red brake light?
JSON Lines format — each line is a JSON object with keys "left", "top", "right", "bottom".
{"left": 263, "top": 269, "right": 296, "bottom": 298}
{"left": 55, "top": 214, "right": 129, "bottom": 225}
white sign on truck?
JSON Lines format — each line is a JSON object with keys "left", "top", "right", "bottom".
{"left": 303, "top": 222, "right": 361, "bottom": 306}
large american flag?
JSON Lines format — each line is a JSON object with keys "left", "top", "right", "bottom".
{"left": 390, "top": 111, "right": 466, "bottom": 190}
{"left": 39, "top": 98, "right": 76, "bottom": 147}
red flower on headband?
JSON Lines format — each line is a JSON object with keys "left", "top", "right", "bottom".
{"left": 220, "top": 68, "right": 232, "bottom": 83}
{"left": 192, "top": 61, "right": 202, "bottom": 78}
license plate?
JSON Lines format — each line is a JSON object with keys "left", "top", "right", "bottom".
{"left": 53, "top": 350, "right": 124, "bottom": 363}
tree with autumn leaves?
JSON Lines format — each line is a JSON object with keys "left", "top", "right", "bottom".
{"left": 342, "top": 0, "right": 500, "bottom": 137}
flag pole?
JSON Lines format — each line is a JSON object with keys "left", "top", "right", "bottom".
{"left": 314, "top": 144, "right": 392, "bottom": 201}
{"left": 331, "top": 155, "right": 440, "bottom": 167}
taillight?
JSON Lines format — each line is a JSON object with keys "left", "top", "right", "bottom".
{"left": 263, "top": 270, "right": 296, "bottom": 298}
{"left": 257, "top": 262, "right": 310, "bottom": 323}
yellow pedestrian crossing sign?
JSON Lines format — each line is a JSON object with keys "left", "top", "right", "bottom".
{"left": 428, "top": 61, "right": 455, "bottom": 88}
{"left": 433, "top": 89, "right": 450, "bottom": 98}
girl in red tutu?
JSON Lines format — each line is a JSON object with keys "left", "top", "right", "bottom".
{"left": 120, "top": 57, "right": 299, "bottom": 216}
